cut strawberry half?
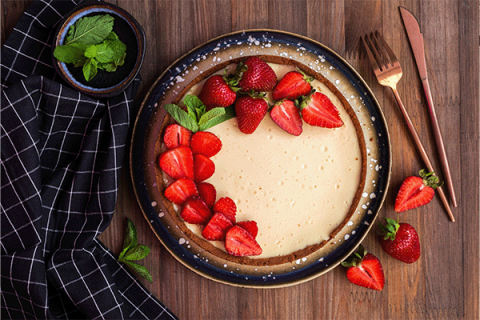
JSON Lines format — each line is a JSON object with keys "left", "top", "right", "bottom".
{"left": 164, "top": 178, "right": 198, "bottom": 205}
{"left": 236, "top": 220, "right": 258, "bottom": 238}
{"left": 201, "top": 212, "right": 234, "bottom": 241}
{"left": 300, "top": 91, "right": 343, "bottom": 128}
{"left": 163, "top": 124, "right": 192, "bottom": 149}
{"left": 225, "top": 225, "right": 262, "bottom": 257}
{"left": 394, "top": 169, "right": 441, "bottom": 212}
{"left": 341, "top": 246, "right": 385, "bottom": 291}
{"left": 159, "top": 146, "right": 194, "bottom": 180}
{"left": 193, "top": 154, "right": 215, "bottom": 182}
{"left": 190, "top": 131, "right": 222, "bottom": 157}
{"left": 272, "top": 70, "right": 312, "bottom": 101}
{"left": 213, "top": 197, "right": 237, "bottom": 223}
{"left": 270, "top": 100, "right": 303, "bottom": 136}
{"left": 180, "top": 195, "right": 212, "bottom": 224}
{"left": 197, "top": 182, "right": 216, "bottom": 208}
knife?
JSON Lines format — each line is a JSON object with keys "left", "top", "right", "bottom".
{"left": 399, "top": 6, "right": 457, "bottom": 208}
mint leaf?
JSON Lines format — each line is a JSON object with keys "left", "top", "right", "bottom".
{"left": 122, "top": 260, "right": 153, "bottom": 283}
{"left": 116, "top": 52, "right": 126, "bottom": 66}
{"left": 183, "top": 95, "right": 204, "bottom": 122}
{"left": 94, "top": 43, "right": 115, "bottom": 63}
{"left": 53, "top": 45, "right": 85, "bottom": 64}
{"left": 105, "top": 31, "right": 119, "bottom": 41}
{"left": 73, "top": 57, "right": 88, "bottom": 68}
{"left": 119, "top": 218, "right": 137, "bottom": 260}
{"left": 105, "top": 39, "right": 127, "bottom": 60}
{"left": 66, "top": 14, "right": 115, "bottom": 45}
{"left": 164, "top": 104, "right": 199, "bottom": 132}
{"left": 123, "top": 245, "right": 150, "bottom": 261}
{"left": 83, "top": 58, "right": 97, "bottom": 82}
{"left": 198, "top": 107, "right": 225, "bottom": 127}
{"left": 84, "top": 45, "right": 97, "bottom": 59}
{"left": 199, "top": 105, "right": 236, "bottom": 131}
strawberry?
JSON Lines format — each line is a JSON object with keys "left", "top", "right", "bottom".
{"left": 236, "top": 220, "right": 258, "bottom": 238}
{"left": 270, "top": 99, "right": 303, "bottom": 136}
{"left": 235, "top": 94, "right": 268, "bottom": 134}
{"left": 213, "top": 197, "right": 237, "bottom": 223}
{"left": 164, "top": 178, "right": 198, "bottom": 205}
{"left": 197, "top": 182, "right": 216, "bottom": 208}
{"left": 341, "top": 246, "right": 385, "bottom": 291}
{"left": 180, "top": 195, "right": 212, "bottom": 224}
{"left": 378, "top": 218, "right": 420, "bottom": 263}
{"left": 225, "top": 225, "right": 262, "bottom": 257}
{"left": 163, "top": 124, "right": 192, "bottom": 149}
{"left": 272, "top": 70, "right": 313, "bottom": 101}
{"left": 201, "top": 212, "right": 234, "bottom": 241}
{"left": 394, "top": 169, "right": 442, "bottom": 212}
{"left": 300, "top": 91, "right": 344, "bottom": 128}
{"left": 193, "top": 154, "right": 215, "bottom": 182}
{"left": 236, "top": 56, "right": 277, "bottom": 92}
{"left": 190, "top": 131, "right": 222, "bottom": 157}
{"left": 158, "top": 146, "right": 194, "bottom": 180}
{"left": 198, "top": 74, "right": 238, "bottom": 110}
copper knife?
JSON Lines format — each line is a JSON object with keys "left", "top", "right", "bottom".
{"left": 399, "top": 6, "right": 457, "bottom": 207}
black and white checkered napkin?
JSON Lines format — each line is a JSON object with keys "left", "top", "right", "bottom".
{"left": 1, "top": 1, "right": 177, "bottom": 319}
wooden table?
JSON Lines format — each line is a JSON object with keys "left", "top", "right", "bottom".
{"left": 2, "top": 1, "right": 479, "bottom": 319}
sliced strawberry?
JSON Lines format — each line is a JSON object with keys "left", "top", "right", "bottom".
{"left": 213, "top": 197, "right": 237, "bottom": 223}
{"left": 163, "top": 124, "right": 192, "bottom": 149}
{"left": 198, "top": 74, "right": 238, "bottom": 110}
{"left": 190, "top": 131, "right": 222, "bottom": 157}
{"left": 225, "top": 225, "right": 262, "bottom": 257}
{"left": 201, "top": 212, "right": 234, "bottom": 241}
{"left": 159, "top": 146, "right": 194, "bottom": 180}
{"left": 236, "top": 56, "right": 277, "bottom": 92}
{"left": 180, "top": 195, "right": 212, "bottom": 224}
{"left": 235, "top": 94, "right": 268, "bottom": 134}
{"left": 197, "top": 182, "right": 216, "bottom": 208}
{"left": 341, "top": 246, "right": 385, "bottom": 291}
{"left": 272, "top": 70, "right": 312, "bottom": 101}
{"left": 164, "top": 178, "right": 198, "bottom": 205}
{"left": 193, "top": 154, "right": 215, "bottom": 182}
{"left": 270, "top": 100, "right": 303, "bottom": 136}
{"left": 300, "top": 91, "right": 344, "bottom": 128}
{"left": 236, "top": 220, "right": 258, "bottom": 238}
{"left": 394, "top": 170, "right": 441, "bottom": 212}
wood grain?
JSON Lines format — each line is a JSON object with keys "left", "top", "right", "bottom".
{"left": 2, "top": 1, "right": 478, "bottom": 319}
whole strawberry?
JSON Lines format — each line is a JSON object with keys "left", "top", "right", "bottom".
{"left": 198, "top": 74, "right": 239, "bottom": 110}
{"left": 235, "top": 94, "right": 268, "bottom": 134}
{"left": 378, "top": 218, "right": 420, "bottom": 264}
{"left": 236, "top": 56, "right": 277, "bottom": 92}
{"left": 341, "top": 245, "right": 385, "bottom": 291}
{"left": 395, "top": 169, "right": 442, "bottom": 212}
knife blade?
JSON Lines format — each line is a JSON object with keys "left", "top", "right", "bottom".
{"left": 399, "top": 6, "right": 458, "bottom": 207}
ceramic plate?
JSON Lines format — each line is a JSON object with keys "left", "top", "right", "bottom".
{"left": 130, "top": 30, "right": 391, "bottom": 288}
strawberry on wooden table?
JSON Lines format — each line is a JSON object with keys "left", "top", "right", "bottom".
{"left": 164, "top": 178, "right": 198, "bottom": 205}
{"left": 213, "top": 197, "right": 237, "bottom": 223}
{"left": 378, "top": 218, "right": 420, "bottom": 263}
{"left": 163, "top": 124, "right": 192, "bottom": 149}
{"left": 159, "top": 146, "right": 194, "bottom": 180}
{"left": 197, "top": 182, "right": 216, "bottom": 208}
{"left": 190, "top": 131, "right": 222, "bottom": 157}
{"left": 235, "top": 94, "right": 268, "bottom": 134}
{"left": 225, "top": 225, "right": 262, "bottom": 257}
{"left": 341, "top": 245, "right": 385, "bottom": 291}
{"left": 395, "top": 169, "right": 442, "bottom": 212}
{"left": 272, "top": 70, "right": 313, "bottom": 101}
{"left": 201, "top": 212, "right": 233, "bottom": 241}
{"left": 270, "top": 99, "right": 303, "bottom": 136}
{"left": 300, "top": 91, "right": 344, "bottom": 128}
{"left": 180, "top": 195, "right": 212, "bottom": 224}
{"left": 198, "top": 74, "right": 239, "bottom": 110}
{"left": 236, "top": 56, "right": 277, "bottom": 92}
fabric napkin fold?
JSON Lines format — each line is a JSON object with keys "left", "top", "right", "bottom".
{"left": 1, "top": 0, "right": 177, "bottom": 319}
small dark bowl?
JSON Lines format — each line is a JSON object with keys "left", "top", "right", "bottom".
{"left": 52, "top": 1, "right": 145, "bottom": 98}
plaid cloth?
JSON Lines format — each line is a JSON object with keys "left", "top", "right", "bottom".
{"left": 1, "top": 0, "right": 177, "bottom": 319}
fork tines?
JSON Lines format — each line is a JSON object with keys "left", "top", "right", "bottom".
{"left": 362, "top": 31, "right": 399, "bottom": 73}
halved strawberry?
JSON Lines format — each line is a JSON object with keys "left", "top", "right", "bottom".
{"left": 272, "top": 70, "right": 313, "bottom": 101}
{"left": 201, "top": 212, "right": 234, "bottom": 241}
{"left": 270, "top": 100, "right": 303, "bottom": 136}
{"left": 235, "top": 94, "right": 268, "bottom": 134}
{"left": 193, "top": 154, "right": 215, "bottom": 182}
{"left": 190, "top": 131, "right": 222, "bottom": 157}
{"left": 198, "top": 74, "right": 238, "bottom": 110}
{"left": 197, "top": 182, "right": 216, "bottom": 208}
{"left": 341, "top": 246, "right": 385, "bottom": 291}
{"left": 225, "top": 225, "right": 262, "bottom": 257}
{"left": 394, "top": 169, "right": 441, "bottom": 212}
{"left": 164, "top": 178, "right": 198, "bottom": 205}
{"left": 236, "top": 220, "right": 258, "bottom": 238}
{"left": 236, "top": 56, "right": 277, "bottom": 92}
{"left": 300, "top": 91, "right": 344, "bottom": 128}
{"left": 163, "top": 124, "right": 192, "bottom": 149}
{"left": 159, "top": 146, "right": 194, "bottom": 180}
{"left": 213, "top": 197, "right": 237, "bottom": 223}
{"left": 180, "top": 195, "right": 212, "bottom": 224}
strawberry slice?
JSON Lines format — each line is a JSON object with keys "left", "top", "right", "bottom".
{"left": 341, "top": 246, "right": 385, "bottom": 291}
{"left": 270, "top": 100, "right": 303, "bottom": 136}
{"left": 213, "top": 197, "right": 237, "bottom": 223}
{"left": 201, "top": 212, "right": 234, "bottom": 241}
{"left": 225, "top": 225, "right": 262, "bottom": 257}
{"left": 164, "top": 178, "right": 198, "bottom": 205}
{"left": 394, "top": 169, "right": 441, "bottom": 212}
{"left": 193, "top": 154, "right": 215, "bottom": 182}
{"left": 163, "top": 124, "right": 192, "bottom": 149}
{"left": 236, "top": 220, "right": 258, "bottom": 238}
{"left": 236, "top": 56, "right": 277, "bottom": 92}
{"left": 197, "top": 182, "right": 216, "bottom": 208}
{"left": 300, "top": 91, "right": 344, "bottom": 128}
{"left": 190, "top": 131, "right": 222, "bottom": 158}
{"left": 198, "top": 74, "right": 238, "bottom": 110}
{"left": 272, "top": 70, "right": 312, "bottom": 101}
{"left": 235, "top": 94, "right": 268, "bottom": 134}
{"left": 180, "top": 195, "right": 212, "bottom": 224}
{"left": 159, "top": 146, "right": 194, "bottom": 180}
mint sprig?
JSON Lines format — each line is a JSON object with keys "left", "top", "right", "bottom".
{"left": 164, "top": 95, "right": 236, "bottom": 132}
{"left": 118, "top": 219, "right": 153, "bottom": 283}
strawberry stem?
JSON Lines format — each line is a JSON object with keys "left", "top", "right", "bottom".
{"left": 419, "top": 169, "right": 443, "bottom": 189}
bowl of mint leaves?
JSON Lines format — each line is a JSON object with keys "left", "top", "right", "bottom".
{"left": 52, "top": 1, "right": 145, "bottom": 98}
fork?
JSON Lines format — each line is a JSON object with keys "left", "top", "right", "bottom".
{"left": 362, "top": 31, "right": 455, "bottom": 222}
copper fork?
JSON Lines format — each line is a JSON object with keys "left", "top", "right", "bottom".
{"left": 361, "top": 31, "right": 455, "bottom": 222}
